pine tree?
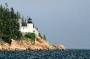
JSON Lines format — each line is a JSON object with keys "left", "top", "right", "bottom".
{"left": 0, "top": 5, "right": 22, "bottom": 44}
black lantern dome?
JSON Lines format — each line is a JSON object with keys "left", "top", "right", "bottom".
{"left": 28, "top": 17, "right": 32, "bottom": 23}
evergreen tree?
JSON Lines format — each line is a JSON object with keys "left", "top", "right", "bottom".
{"left": 0, "top": 5, "right": 22, "bottom": 44}
{"left": 43, "top": 34, "right": 47, "bottom": 41}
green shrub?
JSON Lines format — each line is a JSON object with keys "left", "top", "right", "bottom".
{"left": 25, "top": 33, "right": 36, "bottom": 44}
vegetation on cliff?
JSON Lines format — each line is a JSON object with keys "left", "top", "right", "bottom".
{"left": 0, "top": 5, "right": 22, "bottom": 43}
{"left": 0, "top": 4, "right": 37, "bottom": 44}
{"left": 25, "top": 33, "right": 36, "bottom": 44}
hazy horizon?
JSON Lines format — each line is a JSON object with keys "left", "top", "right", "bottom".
{"left": 0, "top": 0, "right": 90, "bottom": 49}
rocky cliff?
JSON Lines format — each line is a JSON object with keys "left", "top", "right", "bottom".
{"left": 0, "top": 37, "right": 64, "bottom": 51}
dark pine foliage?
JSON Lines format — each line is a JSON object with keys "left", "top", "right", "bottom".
{"left": 0, "top": 5, "right": 22, "bottom": 44}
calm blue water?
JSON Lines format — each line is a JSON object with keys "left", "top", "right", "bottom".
{"left": 0, "top": 49, "right": 90, "bottom": 59}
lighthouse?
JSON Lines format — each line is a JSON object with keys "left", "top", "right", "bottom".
{"left": 19, "top": 18, "right": 39, "bottom": 37}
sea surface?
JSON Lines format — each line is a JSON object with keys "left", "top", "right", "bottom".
{"left": 0, "top": 49, "right": 90, "bottom": 59}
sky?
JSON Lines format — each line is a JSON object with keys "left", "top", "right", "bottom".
{"left": 0, "top": 0, "right": 90, "bottom": 49}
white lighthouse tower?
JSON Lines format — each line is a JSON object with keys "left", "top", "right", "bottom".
{"left": 27, "top": 18, "right": 34, "bottom": 33}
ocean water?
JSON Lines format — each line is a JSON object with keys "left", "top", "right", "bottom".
{"left": 0, "top": 49, "right": 90, "bottom": 59}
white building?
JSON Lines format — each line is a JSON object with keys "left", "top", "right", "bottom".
{"left": 19, "top": 18, "right": 39, "bottom": 37}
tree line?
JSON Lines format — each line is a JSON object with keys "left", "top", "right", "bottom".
{"left": 0, "top": 5, "right": 22, "bottom": 44}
